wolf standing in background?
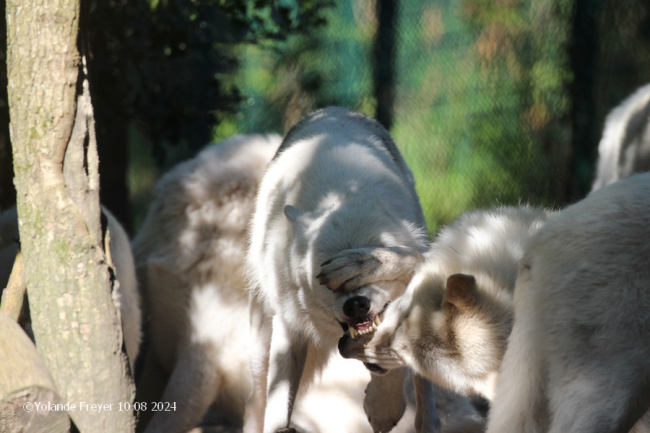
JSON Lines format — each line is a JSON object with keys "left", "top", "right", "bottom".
{"left": 591, "top": 83, "right": 650, "bottom": 191}
{"left": 245, "top": 107, "right": 440, "bottom": 433}
{"left": 486, "top": 173, "right": 650, "bottom": 433}
{"left": 133, "top": 134, "right": 282, "bottom": 433}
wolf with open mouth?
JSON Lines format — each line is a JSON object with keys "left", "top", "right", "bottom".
{"left": 245, "top": 107, "right": 441, "bottom": 433}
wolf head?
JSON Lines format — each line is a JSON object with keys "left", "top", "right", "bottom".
{"left": 283, "top": 203, "right": 415, "bottom": 343}
{"left": 338, "top": 270, "right": 513, "bottom": 399}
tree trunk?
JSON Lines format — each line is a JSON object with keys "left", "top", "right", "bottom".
{"left": 6, "top": 0, "right": 136, "bottom": 431}
{"left": 568, "top": 0, "right": 602, "bottom": 201}
{"left": 374, "top": 0, "right": 397, "bottom": 130}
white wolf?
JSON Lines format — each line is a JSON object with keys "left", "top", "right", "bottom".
{"left": 0, "top": 206, "right": 141, "bottom": 373}
{"left": 486, "top": 172, "right": 650, "bottom": 433}
{"left": 245, "top": 107, "right": 443, "bottom": 433}
{"left": 591, "top": 83, "right": 650, "bottom": 191}
{"left": 337, "top": 206, "right": 551, "bottom": 402}
{"left": 134, "top": 132, "right": 481, "bottom": 433}
{"left": 133, "top": 134, "right": 282, "bottom": 433}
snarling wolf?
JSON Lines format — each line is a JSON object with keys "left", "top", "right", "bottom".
{"left": 245, "top": 107, "right": 440, "bottom": 433}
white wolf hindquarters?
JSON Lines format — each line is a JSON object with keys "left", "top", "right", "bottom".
{"left": 245, "top": 107, "right": 432, "bottom": 433}
{"left": 337, "top": 206, "right": 551, "bottom": 402}
{"left": 487, "top": 172, "right": 650, "bottom": 433}
{"left": 132, "top": 134, "right": 282, "bottom": 433}
{"left": 591, "top": 83, "right": 650, "bottom": 191}
{"left": 0, "top": 206, "right": 141, "bottom": 373}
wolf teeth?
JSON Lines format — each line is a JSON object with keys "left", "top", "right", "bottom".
{"left": 350, "top": 321, "right": 381, "bottom": 339}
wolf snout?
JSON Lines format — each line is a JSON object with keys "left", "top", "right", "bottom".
{"left": 338, "top": 332, "right": 361, "bottom": 358}
{"left": 339, "top": 333, "right": 389, "bottom": 375}
{"left": 343, "top": 296, "right": 370, "bottom": 319}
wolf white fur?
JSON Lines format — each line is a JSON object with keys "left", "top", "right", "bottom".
{"left": 133, "top": 134, "right": 282, "bottom": 433}
{"left": 487, "top": 172, "right": 650, "bottom": 433}
{"left": 338, "top": 206, "right": 551, "bottom": 402}
{"left": 134, "top": 132, "right": 481, "bottom": 433}
{"left": 592, "top": 83, "right": 650, "bottom": 191}
{"left": 0, "top": 206, "right": 141, "bottom": 373}
{"left": 245, "top": 107, "right": 439, "bottom": 433}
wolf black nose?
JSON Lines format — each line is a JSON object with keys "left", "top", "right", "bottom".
{"left": 343, "top": 296, "right": 371, "bottom": 319}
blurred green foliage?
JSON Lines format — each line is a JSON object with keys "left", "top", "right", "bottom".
{"left": 224, "top": 0, "right": 573, "bottom": 233}
{"left": 90, "top": 0, "right": 333, "bottom": 167}
{"left": 92, "top": 0, "right": 333, "bottom": 228}
{"left": 124, "top": 0, "right": 650, "bottom": 234}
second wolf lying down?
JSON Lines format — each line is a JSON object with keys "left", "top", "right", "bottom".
{"left": 338, "top": 206, "right": 551, "bottom": 400}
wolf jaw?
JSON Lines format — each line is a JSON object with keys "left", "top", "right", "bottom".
{"left": 339, "top": 303, "right": 388, "bottom": 339}
{"left": 349, "top": 315, "right": 382, "bottom": 338}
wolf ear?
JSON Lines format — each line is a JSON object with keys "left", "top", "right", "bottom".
{"left": 443, "top": 273, "right": 477, "bottom": 310}
{"left": 284, "top": 205, "right": 302, "bottom": 223}
{"left": 284, "top": 205, "right": 308, "bottom": 231}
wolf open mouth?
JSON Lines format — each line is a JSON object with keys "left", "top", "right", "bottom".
{"left": 340, "top": 302, "right": 389, "bottom": 339}
{"left": 348, "top": 315, "right": 381, "bottom": 338}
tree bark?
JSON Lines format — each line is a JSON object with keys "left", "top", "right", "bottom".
{"left": 6, "top": 0, "right": 136, "bottom": 431}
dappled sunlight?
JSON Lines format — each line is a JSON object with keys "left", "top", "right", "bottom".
{"left": 189, "top": 284, "right": 244, "bottom": 346}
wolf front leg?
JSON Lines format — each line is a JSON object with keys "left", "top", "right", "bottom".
{"left": 143, "top": 344, "right": 220, "bottom": 433}
{"left": 364, "top": 367, "right": 409, "bottom": 432}
{"left": 317, "top": 246, "right": 424, "bottom": 293}
{"left": 263, "top": 315, "right": 308, "bottom": 433}
{"left": 244, "top": 295, "right": 273, "bottom": 433}
{"left": 413, "top": 373, "right": 441, "bottom": 433}
{"left": 485, "top": 270, "right": 547, "bottom": 433}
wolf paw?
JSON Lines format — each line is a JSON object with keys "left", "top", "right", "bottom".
{"left": 275, "top": 428, "right": 296, "bottom": 433}
{"left": 317, "top": 248, "right": 380, "bottom": 292}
